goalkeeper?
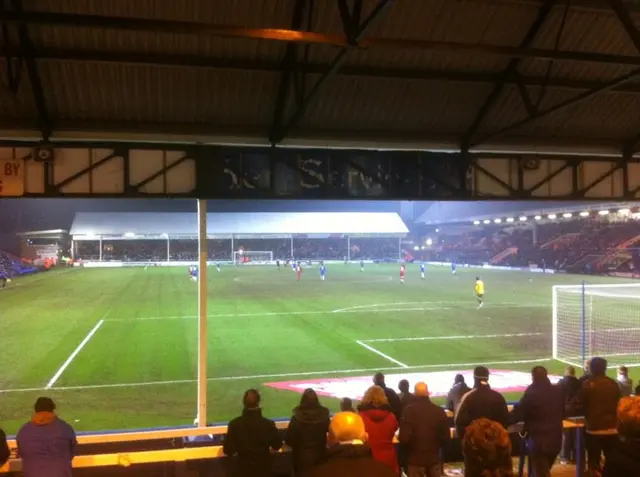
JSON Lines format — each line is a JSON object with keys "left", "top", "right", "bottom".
{"left": 475, "top": 276, "right": 484, "bottom": 308}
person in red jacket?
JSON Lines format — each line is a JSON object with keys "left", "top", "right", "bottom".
{"left": 358, "top": 385, "right": 399, "bottom": 474}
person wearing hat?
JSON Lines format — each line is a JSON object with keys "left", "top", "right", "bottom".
{"left": 16, "top": 397, "right": 77, "bottom": 477}
{"left": 454, "top": 366, "right": 509, "bottom": 439}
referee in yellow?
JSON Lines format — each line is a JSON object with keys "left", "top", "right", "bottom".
{"left": 475, "top": 276, "right": 484, "bottom": 308}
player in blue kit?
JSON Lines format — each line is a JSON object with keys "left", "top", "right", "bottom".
{"left": 451, "top": 260, "right": 457, "bottom": 276}
{"left": 189, "top": 265, "right": 198, "bottom": 281}
{"left": 319, "top": 262, "right": 327, "bottom": 281}
{"left": 420, "top": 263, "right": 425, "bottom": 280}
{"left": 291, "top": 260, "right": 297, "bottom": 271}
{"left": 360, "top": 259, "right": 364, "bottom": 272}
{"left": 216, "top": 262, "right": 221, "bottom": 272}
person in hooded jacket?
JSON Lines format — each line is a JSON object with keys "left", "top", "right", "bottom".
{"left": 358, "top": 385, "right": 399, "bottom": 474}
{"left": 447, "top": 373, "right": 471, "bottom": 414}
{"left": 285, "top": 388, "right": 330, "bottom": 476}
{"left": 603, "top": 396, "right": 640, "bottom": 477}
{"left": 557, "top": 365, "right": 580, "bottom": 464}
{"left": 0, "top": 428, "right": 9, "bottom": 468}
{"left": 16, "top": 397, "right": 77, "bottom": 477}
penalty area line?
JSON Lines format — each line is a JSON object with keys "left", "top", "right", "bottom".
{"left": 356, "top": 340, "right": 409, "bottom": 368}
{"left": 45, "top": 316, "right": 107, "bottom": 389}
{"left": 1, "top": 357, "right": 552, "bottom": 394}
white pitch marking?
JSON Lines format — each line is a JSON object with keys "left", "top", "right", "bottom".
{"left": 331, "top": 301, "right": 549, "bottom": 313}
{"left": 45, "top": 317, "right": 107, "bottom": 389}
{"left": 356, "top": 340, "right": 409, "bottom": 368}
{"left": 0, "top": 357, "right": 552, "bottom": 394}
{"left": 362, "top": 332, "right": 545, "bottom": 343}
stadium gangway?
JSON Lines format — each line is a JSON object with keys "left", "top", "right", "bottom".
{"left": 1, "top": 416, "right": 587, "bottom": 476}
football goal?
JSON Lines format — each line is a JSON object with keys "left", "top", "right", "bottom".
{"left": 553, "top": 283, "right": 640, "bottom": 367}
{"left": 232, "top": 250, "right": 273, "bottom": 264}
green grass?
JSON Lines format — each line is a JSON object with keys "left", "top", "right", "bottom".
{"left": 0, "top": 264, "right": 628, "bottom": 433}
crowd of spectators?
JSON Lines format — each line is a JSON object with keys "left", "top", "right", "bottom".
{"left": 74, "top": 237, "right": 401, "bottom": 262}
{"left": 2, "top": 361, "right": 639, "bottom": 476}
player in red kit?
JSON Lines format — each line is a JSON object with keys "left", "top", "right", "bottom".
{"left": 296, "top": 262, "right": 302, "bottom": 281}
{"left": 400, "top": 264, "right": 406, "bottom": 283}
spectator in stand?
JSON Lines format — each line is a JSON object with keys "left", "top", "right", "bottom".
{"left": 617, "top": 366, "right": 633, "bottom": 397}
{"left": 0, "top": 427, "right": 9, "bottom": 468}
{"left": 399, "top": 382, "right": 449, "bottom": 477}
{"left": 340, "top": 397, "right": 355, "bottom": 413}
{"left": 223, "top": 389, "right": 283, "bottom": 477}
{"left": 398, "top": 379, "right": 414, "bottom": 413}
{"left": 568, "top": 357, "right": 620, "bottom": 476}
{"left": 373, "top": 372, "right": 402, "bottom": 421}
{"left": 455, "top": 366, "right": 509, "bottom": 439}
{"left": 510, "top": 366, "right": 564, "bottom": 477}
{"left": 462, "top": 418, "right": 513, "bottom": 477}
{"left": 285, "top": 388, "right": 330, "bottom": 476}
{"left": 447, "top": 373, "right": 471, "bottom": 414}
{"left": 558, "top": 365, "right": 581, "bottom": 464}
{"left": 16, "top": 397, "right": 77, "bottom": 477}
{"left": 306, "top": 412, "right": 396, "bottom": 477}
{"left": 579, "top": 359, "right": 592, "bottom": 385}
{"left": 603, "top": 396, "right": 640, "bottom": 476}
{"left": 358, "top": 385, "right": 399, "bottom": 474}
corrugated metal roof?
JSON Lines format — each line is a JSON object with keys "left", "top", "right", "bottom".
{"left": 70, "top": 212, "right": 409, "bottom": 236}
{"left": 3, "top": 0, "right": 640, "bottom": 152}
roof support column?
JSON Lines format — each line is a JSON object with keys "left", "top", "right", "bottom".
{"left": 196, "top": 199, "right": 208, "bottom": 429}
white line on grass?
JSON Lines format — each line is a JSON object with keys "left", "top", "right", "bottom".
{"left": 45, "top": 317, "right": 106, "bottom": 389}
{"left": 356, "top": 340, "right": 409, "bottom": 368}
{"left": 363, "top": 332, "right": 545, "bottom": 343}
{"left": 1, "top": 357, "right": 550, "bottom": 394}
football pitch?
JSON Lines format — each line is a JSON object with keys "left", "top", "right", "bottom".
{"left": 0, "top": 264, "right": 625, "bottom": 433}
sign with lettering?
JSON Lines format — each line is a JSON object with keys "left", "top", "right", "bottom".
{"left": 0, "top": 160, "right": 24, "bottom": 196}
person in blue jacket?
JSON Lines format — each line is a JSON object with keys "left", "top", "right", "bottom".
{"left": 17, "top": 397, "right": 77, "bottom": 477}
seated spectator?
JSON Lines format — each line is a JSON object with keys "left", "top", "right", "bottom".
{"left": 223, "top": 389, "right": 283, "bottom": 477}
{"left": 399, "top": 382, "right": 449, "bottom": 477}
{"left": 16, "top": 397, "right": 77, "bottom": 477}
{"left": 603, "top": 396, "right": 640, "bottom": 476}
{"left": 0, "top": 427, "right": 8, "bottom": 468}
{"left": 455, "top": 366, "right": 509, "bottom": 438}
{"left": 447, "top": 373, "right": 471, "bottom": 414}
{"left": 373, "top": 372, "right": 402, "bottom": 420}
{"left": 462, "top": 418, "right": 513, "bottom": 477}
{"left": 558, "top": 365, "right": 580, "bottom": 464}
{"left": 568, "top": 357, "right": 620, "bottom": 476}
{"left": 398, "top": 379, "right": 414, "bottom": 412}
{"left": 617, "top": 366, "right": 633, "bottom": 397}
{"left": 285, "top": 388, "right": 330, "bottom": 476}
{"left": 358, "top": 385, "right": 399, "bottom": 474}
{"left": 306, "top": 412, "right": 396, "bottom": 477}
{"left": 510, "top": 366, "right": 564, "bottom": 477}
{"left": 340, "top": 397, "right": 355, "bottom": 413}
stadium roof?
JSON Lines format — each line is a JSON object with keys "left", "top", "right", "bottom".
{"left": 5, "top": 1, "right": 640, "bottom": 156}
{"left": 70, "top": 212, "right": 408, "bottom": 237}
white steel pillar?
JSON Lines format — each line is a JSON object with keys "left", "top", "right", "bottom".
{"left": 99, "top": 236, "right": 103, "bottom": 262}
{"left": 398, "top": 236, "right": 402, "bottom": 260}
{"left": 347, "top": 235, "right": 351, "bottom": 261}
{"left": 231, "top": 235, "right": 234, "bottom": 261}
{"left": 167, "top": 236, "right": 170, "bottom": 261}
{"left": 290, "top": 236, "right": 294, "bottom": 258}
{"left": 197, "top": 200, "right": 208, "bottom": 428}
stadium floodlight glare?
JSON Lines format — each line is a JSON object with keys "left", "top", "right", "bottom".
{"left": 473, "top": 220, "right": 480, "bottom": 225}
{"left": 483, "top": 219, "right": 491, "bottom": 224}
{"left": 563, "top": 213, "right": 572, "bottom": 218}
{"left": 435, "top": 228, "right": 440, "bottom": 233}
{"left": 598, "top": 210, "right": 610, "bottom": 216}
{"left": 413, "top": 246, "right": 419, "bottom": 251}
{"left": 426, "top": 238, "right": 433, "bottom": 246}
{"left": 548, "top": 214, "right": 557, "bottom": 219}
{"left": 124, "top": 232, "right": 135, "bottom": 238}
{"left": 580, "top": 211, "right": 590, "bottom": 217}
{"left": 519, "top": 216, "right": 527, "bottom": 221}
{"left": 535, "top": 215, "right": 542, "bottom": 220}
{"left": 494, "top": 218, "right": 502, "bottom": 223}
{"left": 506, "top": 217, "right": 514, "bottom": 223}
{"left": 618, "top": 208, "right": 630, "bottom": 216}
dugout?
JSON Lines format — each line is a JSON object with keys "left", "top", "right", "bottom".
{"left": 69, "top": 212, "right": 409, "bottom": 263}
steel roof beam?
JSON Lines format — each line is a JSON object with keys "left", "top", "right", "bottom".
{"left": 271, "top": 0, "right": 394, "bottom": 144}
{"left": 9, "top": 10, "right": 640, "bottom": 67}
{"left": 6, "top": 1, "right": 51, "bottom": 140}
{"left": 463, "top": 0, "right": 554, "bottom": 147}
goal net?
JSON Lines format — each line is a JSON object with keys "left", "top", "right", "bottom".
{"left": 232, "top": 251, "right": 273, "bottom": 264}
{"left": 553, "top": 283, "right": 640, "bottom": 367}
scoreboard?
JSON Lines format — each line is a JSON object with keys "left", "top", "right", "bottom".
{"left": 0, "top": 160, "right": 24, "bottom": 196}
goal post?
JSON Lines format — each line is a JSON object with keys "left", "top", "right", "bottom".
{"left": 232, "top": 251, "right": 273, "bottom": 264}
{"left": 553, "top": 283, "right": 640, "bottom": 367}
